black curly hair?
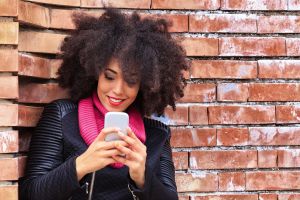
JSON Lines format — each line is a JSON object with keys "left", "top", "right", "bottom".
{"left": 57, "top": 8, "right": 189, "bottom": 116}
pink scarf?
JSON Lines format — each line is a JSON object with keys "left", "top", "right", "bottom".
{"left": 78, "top": 91, "right": 146, "bottom": 168}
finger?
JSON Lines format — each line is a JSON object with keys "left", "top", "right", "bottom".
{"left": 112, "top": 155, "right": 130, "bottom": 166}
{"left": 100, "top": 149, "right": 123, "bottom": 157}
{"left": 96, "top": 127, "right": 120, "bottom": 141}
{"left": 115, "top": 143, "right": 141, "bottom": 161}
{"left": 126, "top": 127, "right": 139, "bottom": 141}
{"left": 99, "top": 140, "right": 128, "bottom": 150}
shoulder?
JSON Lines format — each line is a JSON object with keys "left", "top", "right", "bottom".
{"left": 143, "top": 117, "right": 171, "bottom": 138}
{"left": 44, "top": 99, "right": 78, "bottom": 118}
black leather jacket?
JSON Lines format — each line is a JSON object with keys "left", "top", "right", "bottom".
{"left": 19, "top": 99, "right": 178, "bottom": 200}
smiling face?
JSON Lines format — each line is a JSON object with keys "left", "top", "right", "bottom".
{"left": 97, "top": 58, "right": 140, "bottom": 112}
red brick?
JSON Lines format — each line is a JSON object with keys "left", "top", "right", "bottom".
{"left": 249, "top": 83, "right": 300, "bottom": 101}
{"left": 219, "top": 172, "right": 245, "bottom": 191}
{"left": 180, "top": 83, "right": 216, "bottom": 103}
{"left": 0, "top": 158, "right": 19, "bottom": 180}
{"left": 221, "top": 0, "right": 287, "bottom": 10}
{"left": 259, "top": 194, "right": 277, "bottom": 200}
{"left": 19, "top": 131, "right": 31, "bottom": 152}
{"left": 19, "top": 53, "right": 52, "bottom": 78}
{"left": 217, "top": 83, "right": 249, "bottom": 102}
{"left": 0, "top": 185, "right": 18, "bottom": 200}
{"left": 194, "top": 194, "right": 258, "bottom": 200}
{"left": 246, "top": 171, "right": 300, "bottom": 190}
{"left": 288, "top": 0, "right": 300, "bottom": 10}
{"left": 0, "top": 131, "right": 18, "bottom": 153}
{"left": 0, "top": 49, "right": 18, "bottom": 72}
{"left": 26, "top": 0, "right": 80, "bottom": 6}
{"left": 0, "top": 0, "right": 18, "bottom": 16}
{"left": 179, "top": 196, "right": 189, "bottom": 200}
{"left": 172, "top": 152, "right": 188, "bottom": 170}
{"left": 171, "top": 128, "right": 216, "bottom": 147}
{"left": 190, "top": 150, "right": 257, "bottom": 169}
{"left": 18, "top": 0, "right": 50, "bottom": 28}
{"left": 249, "top": 127, "right": 300, "bottom": 145}
{"left": 189, "top": 105, "right": 208, "bottom": 125}
{"left": 175, "top": 173, "right": 218, "bottom": 192}
{"left": 0, "top": 103, "right": 18, "bottom": 126}
{"left": 258, "top": 60, "right": 300, "bottom": 79}
{"left": 258, "top": 150, "right": 277, "bottom": 168}
{"left": 0, "top": 22, "right": 18, "bottom": 45}
{"left": 164, "top": 105, "right": 188, "bottom": 125}
{"left": 276, "top": 105, "right": 300, "bottom": 124}
{"left": 19, "top": 83, "right": 69, "bottom": 103}
{"left": 181, "top": 37, "right": 219, "bottom": 56}
{"left": 18, "top": 105, "right": 43, "bottom": 127}
{"left": 286, "top": 38, "right": 300, "bottom": 56}
{"left": 219, "top": 37, "right": 286, "bottom": 56}
{"left": 81, "top": 0, "right": 151, "bottom": 8}
{"left": 217, "top": 128, "right": 249, "bottom": 146}
{"left": 278, "top": 194, "right": 300, "bottom": 200}
{"left": 19, "top": 31, "right": 66, "bottom": 54}
{"left": 152, "top": 0, "right": 220, "bottom": 9}
{"left": 0, "top": 76, "right": 18, "bottom": 99}
{"left": 258, "top": 16, "right": 300, "bottom": 33}
{"left": 208, "top": 105, "right": 275, "bottom": 125}
{"left": 278, "top": 149, "right": 300, "bottom": 168}
{"left": 50, "top": 59, "right": 62, "bottom": 79}
{"left": 190, "top": 14, "right": 256, "bottom": 33}
{"left": 190, "top": 60, "right": 257, "bottom": 79}
{"left": 18, "top": 156, "right": 27, "bottom": 177}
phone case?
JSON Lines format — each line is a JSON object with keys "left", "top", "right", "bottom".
{"left": 104, "top": 112, "right": 129, "bottom": 141}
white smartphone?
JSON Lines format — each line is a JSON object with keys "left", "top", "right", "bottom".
{"left": 104, "top": 112, "right": 129, "bottom": 142}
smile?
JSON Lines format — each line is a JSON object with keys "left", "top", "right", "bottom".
{"left": 107, "top": 96, "right": 125, "bottom": 106}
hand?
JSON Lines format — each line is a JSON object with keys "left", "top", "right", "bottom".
{"left": 112, "top": 127, "right": 147, "bottom": 189}
{"left": 75, "top": 127, "right": 128, "bottom": 181}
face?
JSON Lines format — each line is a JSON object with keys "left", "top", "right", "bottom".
{"left": 97, "top": 58, "right": 140, "bottom": 112}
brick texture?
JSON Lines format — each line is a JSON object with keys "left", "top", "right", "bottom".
{"left": 0, "top": 0, "right": 300, "bottom": 198}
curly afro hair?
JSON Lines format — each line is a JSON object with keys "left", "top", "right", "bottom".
{"left": 57, "top": 8, "right": 189, "bottom": 116}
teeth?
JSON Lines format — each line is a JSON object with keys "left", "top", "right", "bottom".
{"left": 110, "top": 98, "right": 123, "bottom": 103}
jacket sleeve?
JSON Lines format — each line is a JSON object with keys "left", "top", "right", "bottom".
{"left": 129, "top": 129, "right": 178, "bottom": 200}
{"left": 19, "top": 102, "right": 81, "bottom": 200}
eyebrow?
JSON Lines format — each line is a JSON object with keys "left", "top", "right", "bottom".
{"left": 105, "top": 68, "right": 117, "bottom": 74}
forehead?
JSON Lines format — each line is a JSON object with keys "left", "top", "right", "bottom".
{"left": 106, "top": 58, "right": 121, "bottom": 72}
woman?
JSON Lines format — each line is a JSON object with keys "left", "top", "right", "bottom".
{"left": 20, "top": 8, "right": 189, "bottom": 200}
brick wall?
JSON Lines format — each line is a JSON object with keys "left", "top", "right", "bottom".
{"left": 1, "top": 0, "right": 300, "bottom": 199}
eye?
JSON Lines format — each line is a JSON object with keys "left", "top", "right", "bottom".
{"left": 104, "top": 72, "right": 115, "bottom": 80}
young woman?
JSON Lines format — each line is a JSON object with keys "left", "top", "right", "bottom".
{"left": 20, "top": 8, "right": 189, "bottom": 200}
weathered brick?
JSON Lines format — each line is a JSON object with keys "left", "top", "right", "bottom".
{"left": 176, "top": 173, "right": 218, "bottom": 192}
{"left": 258, "top": 16, "right": 300, "bottom": 33}
{"left": 0, "top": 158, "right": 19, "bottom": 180}
{"left": 258, "top": 60, "right": 300, "bottom": 79}
{"left": 217, "top": 128, "right": 249, "bottom": 146}
{"left": 26, "top": 0, "right": 80, "bottom": 6}
{"left": 221, "top": 0, "right": 287, "bottom": 10}
{"left": 288, "top": 0, "right": 300, "bottom": 10}
{"left": 217, "top": 83, "right": 249, "bottom": 102}
{"left": 258, "top": 150, "right": 277, "bottom": 168}
{"left": 190, "top": 60, "right": 257, "bottom": 79}
{"left": 0, "top": 103, "right": 18, "bottom": 126}
{"left": 172, "top": 152, "right": 188, "bottom": 170}
{"left": 18, "top": 105, "right": 43, "bottom": 127}
{"left": 0, "top": 131, "right": 18, "bottom": 153}
{"left": 195, "top": 194, "right": 258, "bottom": 200}
{"left": 19, "top": 83, "right": 69, "bottom": 103}
{"left": 81, "top": 0, "right": 151, "bottom": 8}
{"left": 181, "top": 37, "right": 219, "bottom": 56}
{"left": 249, "top": 127, "right": 300, "bottom": 145}
{"left": 218, "top": 172, "right": 245, "bottom": 191}
{"left": 208, "top": 105, "right": 275, "bottom": 124}
{"left": 189, "top": 105, "right": 208, "bottom": 125}
{"left": 276, "top": 105, "right": 300, "bottom": 124}
{"left": 219, "top": 37, "right": 286, "bottom": 56}
{"left": 286, "top": 38, "right": 300, "bottom": 56}
{"left": 0, "top": 49, "right": 18, "bottom": 72}
{"left": 164, "top": 105, "right": 188, "bottom": 125}
{"left": 50, "top": 59, "right": 62, "bottom": 79}
{"left": 278, "top": 194, "right": 300, "bottom": 200}
{"left": 259, "top": 193, "right": 277, "bottom": 200}
{"left": 19, "top": 31, "right": 66, "bottom": 54}
{"left": 246, "top": 171, "right": 300, "bottom": 190}
{"left": 190, "top": 150, "right": 257, "bottom": 169}
{"left": 0, "top": 186, "right": 18, "bottom": 200}
{"left": 18, "top": 0, "right": 50, "bottom": 28}
{"left": 0, "top": 76, "right": 18, "bottom": 99}
{"left": 249, "top": 83, "right": 300, "bottom": 101}
{"left": 180, "top": 83, "right": 216, "bottom": 103}
{"left": 171, "top": 128, "right": 216, "bottom": 147}
{"left": 0, "top": 22, "right": 18, "bottom": 45}
{"left": 19, "top": 53, "right": 52, "bottom": 78}
{"left": 152, "top": 0, "right": 220, "bottom": 9}
{"left": 0, "top": 0, "right": 18, "bottom": 16}
{"left": 278, "top": 149, "right": 300, "bottom": 168}
{"left": 190, "top": 14, "right": 256, "bottom": 33}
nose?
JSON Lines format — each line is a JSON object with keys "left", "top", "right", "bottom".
{"left": 112, "top": 79, "right": 125, "bottom": 96}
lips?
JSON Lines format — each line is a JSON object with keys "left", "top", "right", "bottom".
{"left": 107, "top": 96, "right": 125, "bottom": 106}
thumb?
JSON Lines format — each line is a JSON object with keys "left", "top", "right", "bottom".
{"left": 96, "top": 127, "right": 120, "bottom": 141}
